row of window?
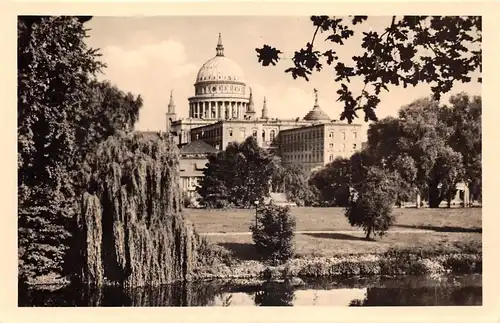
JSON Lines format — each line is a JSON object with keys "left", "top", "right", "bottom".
{"left": 281, "top": 143, "right": 324, "bottom": 152}
{"left": 282, "top": 130, "right": 357, "bottom": 142}
{"left": 329, "top": 143, "right": 357, "bottom": 150}
{"left": 283, "top": 149, "right": 355, "bottom": 163}
{"left": 228, "top": 129, "right": 277, "bottom": 142}
{"left": 198, "top": 75, "right": 239, "bottom": 82}
{"left": 282, "top": 130, "right": 324, "bottom": 142}
{"left": 282, "top": 143, "right": 356, "bottom": 153}
{"left": 195, "top": 84, "right": 244, "bottom": 95}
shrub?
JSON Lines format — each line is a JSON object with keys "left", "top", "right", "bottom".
{"left": 261, "top": 267, "right": 282, "bottom": 281}
{"left": 346, "top": 167, "right": 398, "bottom": 240}
{"left": 182, "top": 194, "right": 193, "bottom": 208}
{"left": 197, "top": 238, "right": 237, "bottom": 267}
{"left": 250, "top": 203, "right": 296, "bottom": 264}
{"left": 442, "top": 254, "right": 482, "bottom": 274}
{"left": 357, "top": 261, "right": 381, "bottom": 275}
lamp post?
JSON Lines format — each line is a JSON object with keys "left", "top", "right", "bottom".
{"left": 254, "top": 200, "right": 259, "bottom": 227}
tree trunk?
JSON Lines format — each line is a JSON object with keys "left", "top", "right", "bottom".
{"left": 428, "top": 184, "right": 443, "bottom": 208}
{"left": 365, "top": 226, "right": 372, "bottom": 240}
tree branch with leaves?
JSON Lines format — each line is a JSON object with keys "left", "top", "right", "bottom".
{"left": 256, "top": 16, "right": 481, "bottom": 123}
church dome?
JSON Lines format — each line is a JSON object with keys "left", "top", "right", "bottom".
{"left": 195, "top": 33, "right": 245, "bottom": 84}
{"left": 303, "top": 89, "right": 330, "bottom": 121}
{"left": 196, "top": 56, "right": 245, "bottom": 83}
{"left": 304, "top": 107, "right": 330, "bottom": 121}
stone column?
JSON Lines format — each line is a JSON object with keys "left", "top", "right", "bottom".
{"left": 454, "top": 188, "right": 460, "bottom": 202}
{"left": 464, "top": 184, "right": 470, "bottom": 207}
{"left": 416, "top": 193, "right": 421, "bottom": 208}
{"left": 208, "top": 102, "right": 214, "bottom": 119}
{"left": 241, "top": 102, "right": 246, "bottom": 119}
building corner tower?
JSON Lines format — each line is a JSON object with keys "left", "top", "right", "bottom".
{"left": 166, "top": 90, "right": 177, "bottom": 134}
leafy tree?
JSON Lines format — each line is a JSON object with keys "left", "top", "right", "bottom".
{"left": 256, "top": 16, "right": 481, "bottom": 123}
{"left": 250, "top": 203, "right": 296, "bottom": 264}
{"left": 366, "top": 95, "right": 478, "bottom": 207}
{"left": 309, "top": 157, "right": 351, "bottom": 206}
{"left": 18, "top": 16, "right": 142, "bottom": 282}
{"left": 442, "top": 93, "right": 482, "bottom": 203}
{"left": 271, "top": 163, "right": 318, "bottom": 206}
{"left": 197, "top": 137, "right": 279, "bottom": 208}
{"left": 345, "top": 167, "right": 398, "bottom": 240}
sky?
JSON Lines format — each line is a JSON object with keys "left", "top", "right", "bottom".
{"left": 85, "top": 16, "right": 481, "bottom": 141}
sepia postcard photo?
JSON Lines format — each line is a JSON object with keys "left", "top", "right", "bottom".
{"left": 3, "top": 1, "right": 500, "bottom": 322}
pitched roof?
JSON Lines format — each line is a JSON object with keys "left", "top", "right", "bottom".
{"left": 179, "top": 140, "right": 219, "bottom": 155}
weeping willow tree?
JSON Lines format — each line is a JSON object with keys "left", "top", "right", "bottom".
{"left": 73, "top": 131, "right": 200, "bottom": 287}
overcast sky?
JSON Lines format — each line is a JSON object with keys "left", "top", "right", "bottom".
{"left": 85, "top": 16, "right": 481, "bottom": 140}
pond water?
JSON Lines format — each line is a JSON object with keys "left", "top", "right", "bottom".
{"left": 19, "top": 274, "right": 482, "bottom": 307}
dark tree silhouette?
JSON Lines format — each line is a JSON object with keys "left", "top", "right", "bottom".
{"left": 18, "top": 16, "right": 142, "bottom": 282}
{"left": 256, "top": 16, "right": 481, "bottom": 123}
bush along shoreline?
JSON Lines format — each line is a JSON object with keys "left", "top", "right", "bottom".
{"left": 193, "top": 246, "right": 482, "bottom": 282}
{"left": 23, "top": 248, "right": 481, "bottom": 289}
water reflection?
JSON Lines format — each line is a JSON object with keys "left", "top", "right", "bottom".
{"left": 19, "top": 274, "right": 482, "bottom": 307}
{"left": 254, "top": 281, "right": 294, "bottom": 306}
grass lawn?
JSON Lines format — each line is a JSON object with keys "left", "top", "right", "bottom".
{"left": 204, "top": 231, "right": 482, "bottom": 259}
{"left": 185, "top": 207, "right": 482, "bottom": 233}
{"left": 186, "top": 207, "right": 482, "bottom": 259}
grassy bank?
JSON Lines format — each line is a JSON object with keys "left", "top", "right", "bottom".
{"left": 194, "top": 243, "right": 482, "bottom": 281}
{"left": 185, "top": 207, "right": 482, "bottom": 233}
{"left": 204, "top": 231, "right": 481, "bottom": 258}
{"left": 193, "top": 207, "right": 482, "bottom": 280}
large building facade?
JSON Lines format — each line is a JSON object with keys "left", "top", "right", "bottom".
{"left": 164, "top": 34, "right": 363, "bottom": 196}
{"left": 279, "top": 122, "right": 363, "bottom": 174}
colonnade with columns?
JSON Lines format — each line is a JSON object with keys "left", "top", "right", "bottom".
{"left": 189, "top": 100, "right": 249, "bottom": 120}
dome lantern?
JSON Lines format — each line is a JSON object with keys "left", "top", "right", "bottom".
{"left": 216, "top": 33, "right": 224, "bottom": 57}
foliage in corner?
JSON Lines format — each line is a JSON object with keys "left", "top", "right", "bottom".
{"left": 18, "top": 16, "right": 142, "bottom": 282}
{"left": 366, "top": 94, "right": 480, "bottom": 207}
{"left": 256, "top": 16, "right": 481, "bottom": 123}
{"left": 250, "top": 203, "right": 296, "bottom": 264}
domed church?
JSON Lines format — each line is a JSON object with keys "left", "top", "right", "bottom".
{"left": 167, "top": 34, "right": 363, "bottom": 199}
{"left": 167, "top": 34, "right": 347, "bottom": 148}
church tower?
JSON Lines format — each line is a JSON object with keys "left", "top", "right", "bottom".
{"left": 166, "top": 90, "right": 177, "bottom": 133}
{"left": 261, "top": 96, "right": 269, "bottom": 120}
{"left": 245, "top": 87, "right": 256, "bottom": 120}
